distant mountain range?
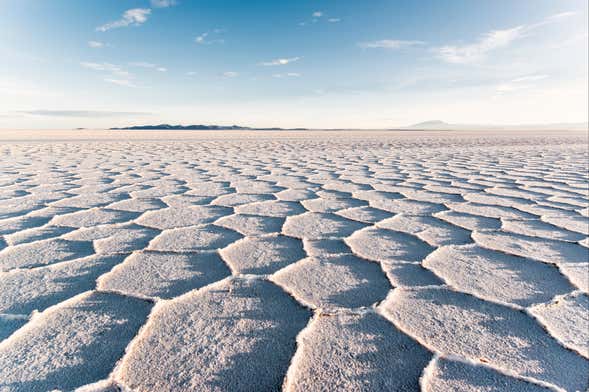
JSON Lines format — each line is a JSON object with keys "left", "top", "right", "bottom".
{"left": 110, "top": 124, "right": 308, "bottom": 131}
{"left": 404, "top": 120, "right": 589, "bottom": 131}
{"left": 108, "top": 121, "right": 588, "bottom": 131}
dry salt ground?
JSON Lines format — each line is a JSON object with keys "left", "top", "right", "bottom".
{"left": 0, "top": 130, "right": 588, "bottom": 392}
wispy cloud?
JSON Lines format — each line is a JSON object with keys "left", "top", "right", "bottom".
{"left": 525, "top": 11, "right": 577, "bottom": 30}
{"left": 129, "top": 61, "right": 156, "bottom": 68}
{"left": 435, "top": 12, "right": 576, "bottom": 64}
{"left": 260, "top": 57, "right": 301, "bottom": 66}
{"left": 495, "top": 74, "right": 549, "bottom": 93}
{"left": 547, "top": 11, "right": 576, "bottom": 20}
{"left": 300, "top": 11, "right": 340, "bottom": 26}
{"left": 272, "top": 73, "right": 301, "bottom": 78}
{"left": 511, "top": 74, "right": 549, "bottom": 83}
{"left": 186, "top": 71, "right": 197, "bottom": 76}
{"left": 195, "top": 32, "right": 208, "bottom": 44}
{"left": 80, "top": 62, "right": 130, "bottom": 77}
{"left": 222, "top": 71, "right": 239, "bottom": 78}
{"left": 104, "top": 78, "right": 137, "bottom": 88}
{"left": 81, "top": 62, "right": 137, "bottom": 87}
{"left": 359, "top": 40, "right": 425, "bottom": 49}
{"left": 129, "top": 62, "right": 167, "bottom": 72}
{"left": 435, "top": 26, "right": 524, "bottom": 64}
{"left": 194, "top": 30, "right": 225, "bottom": 45}
{"left": 150, "top": 0, "right": 176, "bottom": 8}
{"left": 96, "top": 8, "right": 151, "bottom": 32}
{"left": 19, "top": 110, "right": 151, "bottom": 117}
{"left": 87, "top": 41, "right": 104, "bottom": 48}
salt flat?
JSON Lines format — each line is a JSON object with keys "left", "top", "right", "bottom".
{"left": 0, "top": 130, "right": 587, "bottom": 391}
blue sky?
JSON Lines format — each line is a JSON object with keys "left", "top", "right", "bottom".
{"left": 1, "top": 0, "right": 587, "bottom": 129}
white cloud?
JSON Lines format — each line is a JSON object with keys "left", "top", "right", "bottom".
{"left": 435, "top": 12, "right": 576, "bottom": 64}
{"left": 547, "top": 11, "right": 576, "bottom": 20}
{"left": 359, "top": 40, "right": 425, "bottom": 49}
{"left": 129, "top": 61, "right": 156, "bottom": 68}
{"left": 81, "top": 60, "right": 164, "bottom": 88}
{"left": 300, "top": 11, "right": 338, "bottom": 26}
{"left": 527, "top": 11, "right": 577, "bottom": 30}
{"left": 511, "top": 74, "right": 548, "bottom": 83}
{"left": 150, "top": 0, "right": 176, "bottom": 8}
{"left": 129, "top": 62, "right": 167, "bottom": 72}
{"left": 260, "top": 57, "right": 301, "bottom": 66}
{"left": 222, "top": 71, "right": 238, "bottom": 78}
{"left": 186, "top": 71, "right": 197, "bottom": 76}
{"left": 96, "top": 8, "right": 151, "bottom": 32}
{"left": 87, "top": 41, "right": 104, "bottom": 48}
{"left": 194, "top": 31, "right": 224, "bottom": 45}
{"left": 80, "top": 62, "right": 116, "bottom": 71}
{"left": 195, "top": 32, "right": 208, "bottom": 44}
{"left": 272, "top": 73, "right": 301, "bottom": 78}
{"left": 104, "top": 78, "right": 136, "bottom": 87}
{"left": 435, "top": 26, "right": 524, "bottom": 64}
{"left": 80, "top": 62, "right": 138, "bottom": 89}
{"left": 495, "top": 74, "right": 549, "bottom": 93}
{"left": 80, "top": 62, "right": 130, "bottom": 77}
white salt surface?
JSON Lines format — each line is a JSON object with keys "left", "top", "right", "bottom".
{"left": 0, "top": 130, "right": 587, "bottom": 391}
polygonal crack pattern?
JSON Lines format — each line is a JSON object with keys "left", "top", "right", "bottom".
{"left": 0, "top": 133, "right": 587, "bottom": 391}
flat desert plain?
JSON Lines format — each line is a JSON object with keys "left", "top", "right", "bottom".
{"left": 0, "top": 130, "right": 587, "bottom": 392}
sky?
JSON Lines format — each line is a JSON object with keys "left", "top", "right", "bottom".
{"left": 0, "top": 0, "right": 587, "bottom": 129}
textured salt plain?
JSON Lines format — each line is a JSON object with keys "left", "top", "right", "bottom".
{"left": 0, "top": 130, "right": 588, "bottom": 392}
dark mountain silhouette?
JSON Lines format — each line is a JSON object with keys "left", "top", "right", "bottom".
{"left": 110, "top": 124, "right": 308, "bottom": 131}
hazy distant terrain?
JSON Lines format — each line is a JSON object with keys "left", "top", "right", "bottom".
{"left": 0, "top": 130, "right": 587, "bottom": 391}
{"left": 405, "top": 120, "right": 589, "bottom": 131}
